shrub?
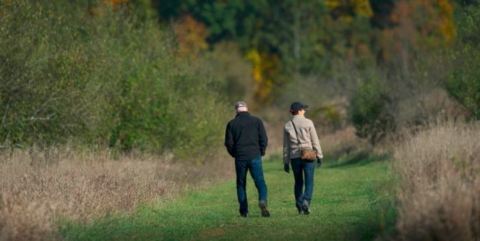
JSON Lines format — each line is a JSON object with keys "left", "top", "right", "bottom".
{"left": 446, "top": 59, "right": 480, "bottom": 119}
{"left": 349, "top": 78, "right": 395, "bottom": 145}
{"left": 0, "top": 1, "right": 229, "bottom": 159}
{"left": 445, "top": 4, "right": 480, "bottom": 120}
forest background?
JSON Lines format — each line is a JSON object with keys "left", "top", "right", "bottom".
{"left": 2, "top": 0, "right": 479, "bottom": 154}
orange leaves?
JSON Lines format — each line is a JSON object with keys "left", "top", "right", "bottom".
{"left": 173, "top": 15, "right": 209, "bottom": 57}
{"left": 106, "top": 0, "right": 128, "bottom": 5}
{"left": 437, "top": 0, "right": 456, "bottom": 43}
{"left": 376, "top": 0, "right": 456, "bottom": 62}
{"left": 403, "top": 0, "right": 455, "bottom": 44}
{"left": 88, "top": 0, "right": 128, "bottom": 16}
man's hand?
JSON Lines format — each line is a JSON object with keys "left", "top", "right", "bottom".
{"left": 284, "top": 163, "right": 290, "bottom": 173}
{"left": 316, "top": 157, "right": 323, "bottom": 168}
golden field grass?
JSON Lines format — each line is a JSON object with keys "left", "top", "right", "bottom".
{"left": 393, "top": 122, "right": 480, "bottom": 241}
{"left": 0, "top": 148, "right": 232, "bottom": 241}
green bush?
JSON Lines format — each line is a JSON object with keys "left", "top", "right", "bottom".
{"left": 446, "top": 51, "right": 480, "bottom": 119}
{"left": 349, "top": 79, "right": 395, "bottom": 145}
{"left": 446, "top": 4, "right": 480, "bottom": 120}
{"left": 0, "top": 1, "right": 229, "bottom": 160}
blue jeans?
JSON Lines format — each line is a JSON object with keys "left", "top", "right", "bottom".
{"left": 291, "top": 158, "right": 315, "bottom": 207}
{"left": 235, "top": 156, "right": 268, "bottom": 215}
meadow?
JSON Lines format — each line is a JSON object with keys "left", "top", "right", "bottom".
{"left": 60, "top": 155, "right": 395, "bottom": 241}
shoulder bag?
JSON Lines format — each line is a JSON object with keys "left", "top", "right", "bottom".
{"left": 291, "top": 120, "right": 317, "bottom": 162}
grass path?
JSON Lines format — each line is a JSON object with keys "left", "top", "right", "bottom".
{"left": 61, "top": 157, "right": 396, "bottom": 241}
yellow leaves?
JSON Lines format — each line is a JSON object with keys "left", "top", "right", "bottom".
{"left": 437, "top": 0, "right": 456, "bottom": 43}
{"left": 245, "top": 49, "right": 279, "bottom": 104}
{"left": 246, "top": 49, "right": 261, "bottom": 66}
{"left": 325, "top": 0, "right": 342, "bottom": 9}
{"left": 325, "top": 0, "right": 373, "bottom": 18}
{"left": 411, "top": 0, "right": 455, "bottom": 43}
{"left": 246, "top": 50, "right": 264, "bottom": 87}
{"left": 353, "top": 0, "right": 373, "bottom": 17}
{"left": 173, "top": 15, "right": 209, "bottom": 57}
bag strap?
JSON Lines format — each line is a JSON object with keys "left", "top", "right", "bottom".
{"left": 290, "top": 120, "right": 302, "bottom": 146}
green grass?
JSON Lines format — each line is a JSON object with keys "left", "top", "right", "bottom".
{"left": 60, "top": 156, "right": 396, "bottom": 241}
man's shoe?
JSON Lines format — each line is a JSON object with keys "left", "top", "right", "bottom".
{"left": 259, "top": 201, "right": 270, "bottom": 217}
{"left": 302, "top": 201, "right": 311, "bottom": 215}
{"left": 296, "top": 204, "right": 303, "bottom": 214}
{"left": 240, "top": 213, "right": 248, "bottom": 217}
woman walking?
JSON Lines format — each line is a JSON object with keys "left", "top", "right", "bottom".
{"left": 283, "top": 102, "right": 323, "bottom": 214}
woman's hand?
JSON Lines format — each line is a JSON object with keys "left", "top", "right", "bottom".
{"left": 316, "top": 157, "right": 322, "bottom": 168}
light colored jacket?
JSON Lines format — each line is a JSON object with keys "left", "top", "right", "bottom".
{"left": 283, "top": 115, "right": 323, "bottom": 164}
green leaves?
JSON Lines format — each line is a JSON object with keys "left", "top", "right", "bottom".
{"left": 0, "top": 1, "right": 229, "bottom": 159}
{"left": 446, "top": 4, "right": 480, "bottom": 120}
{"left": 350, "top": 79, "right": 395, "bottom": 145}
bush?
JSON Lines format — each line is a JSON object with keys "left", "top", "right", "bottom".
{"left": 349, "top": 78, "right": 395, "bottom": 145}
{"left": 446, "top": 4, "right": 480, "bottom": 120}
{"left": 0, "top": 1, "right": 229, "bottom": 160}
{"left": 446, "top": 54, "right": 480, "bottom": 119}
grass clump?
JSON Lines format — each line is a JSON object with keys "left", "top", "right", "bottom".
{"left": 393, "top": 123, "right": 480, "bottom": 241}
{"left": 0, "top": 148, "right": 232, "bottom": 241}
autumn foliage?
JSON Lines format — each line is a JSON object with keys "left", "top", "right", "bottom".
{"left": 173, "top": 15, "right": 209, "bottom": 57}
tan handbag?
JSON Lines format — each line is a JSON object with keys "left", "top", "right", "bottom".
{"left": 291, "top": 120, "right": 317, "bottom": 162}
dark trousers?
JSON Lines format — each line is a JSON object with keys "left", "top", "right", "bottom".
{"left": 235, "top": 156, "right": 268, "bottom": 215}
{"left": 291, "top": 158, "right": 315, "bottom": 207}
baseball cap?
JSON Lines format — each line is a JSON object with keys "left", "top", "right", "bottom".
{"left": 235, "top": 101, "right": 248, "bottom": 110}
{"left": 290, "top": 102, "right": 309, "bottom": 112}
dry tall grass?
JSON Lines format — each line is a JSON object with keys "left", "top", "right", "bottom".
{"left": 263, "top": 113, "right": 364, "bottom": 161}
{"left": 0, "top": 148, "right": 232, "bottom": 241}
{"left": 320, "top": 126, "right": 367, "bottom": 159}
{"left": 393, "top": 122, "right": 480, "bottom": 241}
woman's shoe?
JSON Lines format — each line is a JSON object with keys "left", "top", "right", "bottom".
{"left": 302, "top": 201, "right": 311, "bottom": 215}
{"left": 259, "top": 201, "right": 270, "bottom": 217}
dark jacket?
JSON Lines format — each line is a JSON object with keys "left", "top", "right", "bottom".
{"left": 224, "top": 112, "right": 268, "bottom": 161}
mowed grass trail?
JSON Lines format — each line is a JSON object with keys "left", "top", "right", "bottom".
{"left": 61, "top": 156, "right": 396, "bottom": 241}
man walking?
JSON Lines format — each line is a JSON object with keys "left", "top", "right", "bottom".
{"left": 225, "top": 101, "right": 270, "bottom": 217}
{"left": 283, "top": 102, "right": 323, "bottom": 215}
